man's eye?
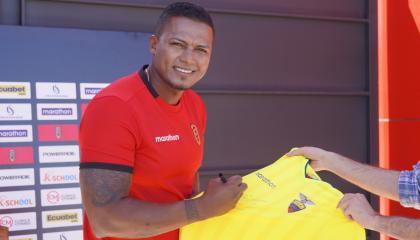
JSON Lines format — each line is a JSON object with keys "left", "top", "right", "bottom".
{"left": 171, "top": 42, "right": 184, "bottom": 47}
{"left": 196, "top": 48, "right": 208, "bottom": 54}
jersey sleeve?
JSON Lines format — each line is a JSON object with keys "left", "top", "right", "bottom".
{"left": 399, "top": 162, "right": 420, "bottom": 210}
{"left": 79, "top": 96, "right": 140, "bottom": 173}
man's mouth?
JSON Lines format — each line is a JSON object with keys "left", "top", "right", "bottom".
{"left": 174, "top": 66, "right": 194, "bottom": 74}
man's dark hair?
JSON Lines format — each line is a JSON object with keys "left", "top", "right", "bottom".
{"left": 154, "top": 2, "right": 214, "bottom": 36}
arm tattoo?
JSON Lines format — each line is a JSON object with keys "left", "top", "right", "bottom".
{"left": 184, "top": 199, "right": 200, "bottom": 222}
{"left": 80, "top": 169, "right": 131, "bottom": 207}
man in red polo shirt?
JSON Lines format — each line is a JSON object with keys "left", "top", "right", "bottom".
{"left": 79, "top": 2, "right": 247, "bottom": 240}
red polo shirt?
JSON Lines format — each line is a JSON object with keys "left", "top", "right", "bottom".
{"left": 79, "top": 65, "right": 206, "bottom": 240}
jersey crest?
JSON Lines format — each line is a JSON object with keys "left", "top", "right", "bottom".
{"left": 288, "top": 193, "right": 315, "bottom": 213}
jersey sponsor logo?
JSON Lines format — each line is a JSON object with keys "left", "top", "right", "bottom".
{"left": 288, "top": 193, "right": 315, "bottom": 213}
{"left": 0, "top": 104, "right": 32, "bottom": 121}
{"left": 41, "top": 188, "right": 82, "bottom": 206}
{"left": 42, "top": 209, "right": 83, "bottom": 228}
{"left": 190, "top": 123, "right": 201, "bottom": 145}
{"left": 36, "top": 82, "right": 76, "bottom": 99}
{"left": 0, "top": 146, "right": 34, "bottom": 165}
{"left": 39, "top": 145, "right": 79, "bottom": 163}
{"left": 0, "top": 125, "right": 33, "bottom": 143}
{"left": 37, "top": 104, "right": 78, "bottom": 120}
{"left": 43, "top": 230, "right": 83, "bottom": 240}
{"left": 155, "top": 134, "right": 180, "bottom": 143}
{"left": 80, "top": 83, "right": 109, "bottom": 99}
{"left": 0, "top": 212, "right": 37, "bottom": 231}
{"left": 0, "top": 168, "right": 35, "bottom": 187}
{"left": 0, "top": 190, "right": 36, "bottom": 210}
{"left": 9, "top": 234, "right": 38, "bottom": 240}
{"left": 255, "top": 172, "right": 277, "bottom": 188}
{"left": 37, "top": 124, "right": 78, "bottom": 142}
{"left": 40, "top": 167, "right": 79, "bottom": 185}
{"left": 0, "top": 82, "right": 31, "bottom": 99}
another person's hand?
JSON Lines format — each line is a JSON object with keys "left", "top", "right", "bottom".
{"left": 196, "top": 175, "right": 247, "bottom": 219}
{"left": 337, "top": 193, "right": 379, "bottom": 230}
{"left": 287, "top": 146, "right": 335, "bottom": 171}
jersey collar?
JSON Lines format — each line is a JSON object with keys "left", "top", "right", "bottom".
{"left": 138, "top": 65, "right": 159, "bottom": 98}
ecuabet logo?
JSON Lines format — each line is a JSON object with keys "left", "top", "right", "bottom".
{"left": 0, "top": 82, "right": 31, "bottom": 99}
{"left": 42, "top": 209, "right": 83, "bottom": 228}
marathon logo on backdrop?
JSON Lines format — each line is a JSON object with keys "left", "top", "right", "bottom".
{"left": 40, "top": 167, "right": 79, "bottom": 185}
{"left": 9, "top": 234, "right": 38, "bottom": 240}
{"left": 41, "top": 188, "right": 82, "bottom": 206}
{"left": 36, "top": 82, "right": 76, "bottom": 99}
{"left": 0, "top": 146, "right": 34, "bottom": 165}
{"left": 39, "top": 145, "right": 80, "bottom": 163}
{"left": 80, "top": 83, "right": 109, "bottom": 99}
{"left": 0, "top": 104, "right": 32, "bottom": 121}
{"left": 0, "top": 82, "right": 31, "bottom": 99}
{"left": 42, "top": 209, "right": 83, "bottom": 228}
{"left": 0, "top": 212, "right": 37, "bottom": 231}
{"left": 0, "top": 125, "right": 33, "bottom": 143}
{"left": 37, "top": 104, "right": 78, "bottom": 120}
{"left": 43, "top": 230, "right": 83, "bottom": 240}
{"left": 0, "top": 168, "right": 35, "bottom": 187}
{"left": 0, "top": 190, "right": 36, "bottom": 210}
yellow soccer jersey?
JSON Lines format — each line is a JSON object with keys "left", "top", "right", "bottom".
{"left": 181, "top": 153, "right": 365, "bottom": 240}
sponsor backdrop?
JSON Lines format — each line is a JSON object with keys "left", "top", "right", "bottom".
{"left": 0, "top": 25, "right": 151, "bottom": 239}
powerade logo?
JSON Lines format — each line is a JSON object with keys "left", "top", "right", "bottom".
{"left": 0, "top": 175, "right": 30, "bottom": 180}
{"left": 42, "top": 151, "right": 75, "bottom": 157}
{"left": 47, "top": 213, "right": 78, "bottom": 223}
{"left": 0, "top": 130, "right": 27, "bottom": 137}
{"left": 0, "top": 85, "right": 26, "bottom": 95}
{"left": 41, "top": 108, "right": 73, "bottom": 116}
{"left": 85, "top": 88, "right": 102, "bottom": 95}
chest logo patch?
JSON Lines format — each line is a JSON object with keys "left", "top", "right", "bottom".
{"left": 288, "top": 193, "right": 315, "bottom": 213}
{"left": 190, "top": 124, "right": 200, "bottom": 145}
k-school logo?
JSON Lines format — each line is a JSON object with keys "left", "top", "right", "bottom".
{"left": 40, "top": 167, "right": 79, "bottom": 185}
{"left": 190, "top": 123, "right": 200, "bottom": 145}
{"left": 0, "top": 82, "right": 31, "bottom": 99}
{"left": 0, "top": 190, "right": 36, "bottom": 210}
{"left": 288, "top": 193, "right": 315, "bottom": 213}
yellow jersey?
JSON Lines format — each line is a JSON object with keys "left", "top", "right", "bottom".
{"left": 180, "top": 154, "right": 365, "bottom": 240}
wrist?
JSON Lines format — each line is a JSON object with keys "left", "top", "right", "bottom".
{"left": 367, "top": 213, "right": 382, "bottom": 231}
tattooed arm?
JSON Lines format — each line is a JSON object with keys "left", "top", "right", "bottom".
{"left": 80, "top": 169, "right": 247, "bottom": 238}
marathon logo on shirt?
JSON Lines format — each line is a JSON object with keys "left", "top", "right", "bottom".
{"left": 36, "top": 82, "right": 76, "bottom": 99}
{"left": 155, "top": 134, "right": 180, "bottom": 143}
{"left": 80, "top": 83, "right": 109, "bottom": 99}
{"left": 9, "top": 234, "right": 38, "bottom": 240}
{"left": 0, "top": 212, "right": 37, "bottom": 231}
{"left": 0, "top": 82, "right": 31, "bottom": 99}
{"left": 40, "top": 167, "right": 79, "bottom": 185}
{"left": 37, "top": 104, "right": 78, "bottom": 120}
{"left": 0, "top": 168, "right": 35, "bottom": 187}
{"left": 255, "top": 172, "right": 277, "bottom": 188}
{"left": 42, "top": 209, "right": 83, "bottom": 228}
{"left": 39, "top": 145, "right": 80, "bottom": 163}
{"left": 0, "top": 190, "right": 36, "bottom": 210}
{"left": 0, "top": 104, "right": 32, "bottom": 121}
{"left": 41, "top": 188, "right": 81, "bottom": 206}
{"left": 0, "top": 125, "right": 33, "bottom": 143}
{"left": 43, "top": 230, "right": 83, "bottom": 240}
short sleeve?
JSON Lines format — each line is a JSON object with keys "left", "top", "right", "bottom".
{"left": 79, "top": 96, "right": 140, "bottom": 173}
{"left": 398, "top": 162, "right": 420, "bottom": 210}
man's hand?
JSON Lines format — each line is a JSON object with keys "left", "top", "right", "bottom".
{"left": 287, "top": 146, "right": 336, "bottom": 171}
{"left": 195, "top": 175, "right": 247, "bottom": 220}
{"left": 337, "top": 193, "right": 378, "bottom": 230}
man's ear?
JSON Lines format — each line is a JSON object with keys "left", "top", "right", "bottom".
{"left": 149, "top": 35, "right": 158, "bottom": 56}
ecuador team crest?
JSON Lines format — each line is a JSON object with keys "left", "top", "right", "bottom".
{"left": 288, "top": 193, "right": 315, "bottom": 213}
